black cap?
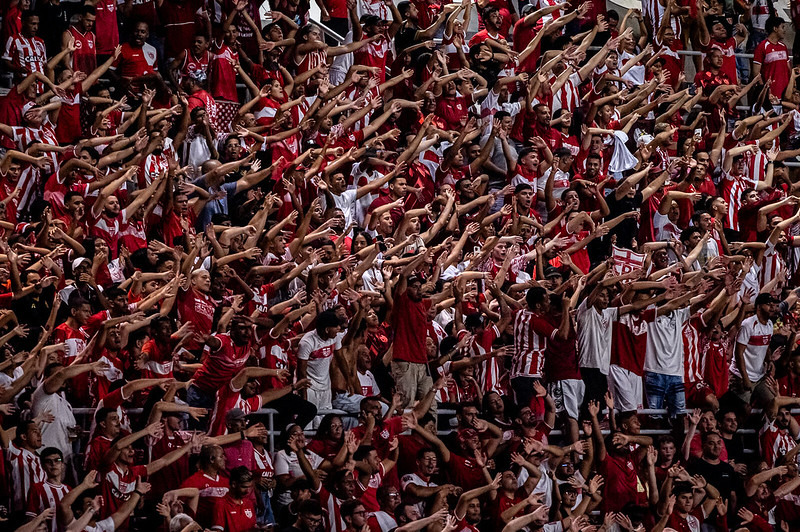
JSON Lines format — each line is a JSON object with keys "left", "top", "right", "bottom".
{"left": 544, "top": 266, "right": 562, "bottom": 279}
{"left": 360, "top": 14, "right": 387, "bottom": 26}
{"left": 755, "top": 293, "right": 778, "bottom": 306}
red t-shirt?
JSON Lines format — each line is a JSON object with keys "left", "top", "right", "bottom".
{"left": 176, "top": 287, "right": 217, "bottom": 351}
{"left": 111, "top": 42, "right": 158, "bottom": 79}
{"left": 753, "top": 38, "right": 790, "bottom": 98}
{"left": 181, "top": 471, "right": 229, "bottom": 527}
{"left": 99, "top": 463, "right": 148, "bottom": 520}
{"left": 390, "top": 289, "right": 432, "bottom": 364}
{"left": 446, "top": 452, "right": 485, "bottom": 491}
{"left": 435, "top": 95, "right": 471, "bottom": 131}
{"left": 211, "top": 494, "right": 256, "bottom": 532}
{"left": 192, "top": 333, "right": 252, "bottom": 394}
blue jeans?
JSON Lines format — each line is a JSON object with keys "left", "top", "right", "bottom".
{"left": 644, "top": 372, "right": 685, "bottom": 418}
{"left": 256, "top": 488, "right": 275, "bottom": 526}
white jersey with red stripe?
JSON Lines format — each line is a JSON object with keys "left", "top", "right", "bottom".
{"left": 683, "top": 315, "right": 707, "bottom": 384}
{"left": 643, "top": 0, "right": 682, "bottom": 39}
{"left": 760, "top": 418, "right": 796, "bottom": 467}
{"left": 294, "top": 48, "right": 328, "bottom": 75}
{"left": 6, "top": 441, "right": 46, "bottom": 512}
{"left": 2, "top": 34, "right": 47, "bottom": 77}
{"left": 721, "top": 169, "right": 756, "bottom": 231}
{"left": 139, "top": 152, "right": 170, "bottom": 188}
{"left": 551, "top": 72, "right": 581, "bottom": 113}
{"left": 761, "top": 240, "right": 787, "bottom": 289}
{"left": 11, "top": 123, "right": 60, "bottom": 211}
{"left": 26, "top": 481, "right": 70, "bottom": 532}
{"left": 745, "top": 148, "right": 768, "bottom": 184}
{"left": 512, "top": 309, "right": 555, "bottom": 378}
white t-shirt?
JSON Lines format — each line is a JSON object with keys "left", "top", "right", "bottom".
{"left": 730, "top": 314, "right": 773, "bottom": 381}
{"left": 274, "top": 449, "right": 325, "bottom": 506}
{"left": 576, "top": 299, "right": 619, "bottom": 374}
{"left": 297, "top": 331, "right": 345, "bottom": 390}
{"left": 644, "top": 307, "right": 691, "bottom": 376}
{"left": 358, "top": 370, "right": 380, "bottom": 396}
{"left": 400, "top": 472, "right": 437, "bottom": 515}
{"left": 653, "top": 212, "right": 681, "bottom": 242}
{"left": 321, "top": 188, "right": 358, "bottom": 228}
{"left": 31, "top": 385, "right": 77, "bottom": 459}
{"left": 83, "top": 517, "right": 115, "bottom": 532}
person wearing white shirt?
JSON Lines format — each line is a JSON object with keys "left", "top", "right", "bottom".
{"left": 644, "top": 293, "right": 693, "bottom": 420}
{"left": 577, "top": 285, "right": 619, "bottom": 408}
{"left": 730, "top": 293, "right": 779, "bottom": 404}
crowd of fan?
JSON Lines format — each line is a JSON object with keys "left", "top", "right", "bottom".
{"left": 5, "top": 0, "right": 800, "bottom": 530}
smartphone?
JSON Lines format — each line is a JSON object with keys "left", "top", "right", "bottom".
{"left": 694, "top": 128, "right": 702, "bottom": 137}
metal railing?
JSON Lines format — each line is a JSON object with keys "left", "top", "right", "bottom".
{"left": 72, "top": 406, "right": 773, "bottom": 454}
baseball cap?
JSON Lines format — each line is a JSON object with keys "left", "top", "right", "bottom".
{"left": 360, "top": 14, "right": 387, "bottom": 26}
{"left": 225, "top": 408, "right": 246, "bottom": 423}
{"left": 72, "top": 257, "right": 90, "bottom": 270}
{"left": 755, "top": 293, "right": 778, "bottom": 306}
{"left": 457, "top": 428, "right": 479, "bottom": 441}
{"left": 544, "top": 266, "right": 562, "bottom": 279}
{"left": 521, "top": 4, "right": 536, "bottom": 15}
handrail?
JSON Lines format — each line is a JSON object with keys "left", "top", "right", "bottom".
{"left": 72, "top": 406, "right": 771, "bottom": 453}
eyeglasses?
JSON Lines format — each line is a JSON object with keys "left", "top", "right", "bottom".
{"left": 42, "top": 458, "right": 63, "bottom": 464}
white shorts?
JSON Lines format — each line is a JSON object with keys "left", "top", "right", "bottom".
{"left": 306, "top": 387, "right": 332, "bottom": 411}
{"left": 548, "top": 379, "right": 585, "bottom": 420}
{"left": 607, "top": 365, "right": 644, "bottom": 412}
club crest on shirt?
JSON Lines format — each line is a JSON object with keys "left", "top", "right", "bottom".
{"left": 244, "top": 509, "right": 253, "bottom": 518}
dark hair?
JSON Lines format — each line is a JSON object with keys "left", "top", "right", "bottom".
{"left": 95, "top": 407, "right": 115, "bottom": 425}
{"left": 416, "top": 447, "right": 437, "bottom": 460}
{"left": 64, "top": 191, "right": 84, "bottom": 204}
{"left": 314, "top": 414, "right": 344, "bottom": 443}
{"left": 40, "top": 447, "right": 63, "bottom": 459}
{"left": 481, "top": 6, "right": 499, "bottom": 19}
{"left": 353, "top": 445, "right": 375, "bottom": 462}
{"left": 679, "top": 226, "right": 702, "bottom": 244}
{"left": 104, "top": 287, "right": 126, "bottom": 301}
{"left": 229, "top": 466, "right": 254, "bottom": 485}
{"left": 766, "top": 16, "right": 785, "bottom": 34}
{"left": 514, "top": 183, "right": 533, "bottom": 194}
{"left": 397, "top": 1, "right": 412, "bottom": 18}
{"left": 526, "top": 286, "right": 548, "bottom": 310}
{"left": 298, "top": 499, "right": 323, "bottom": 516}
{"left": 316, "top": 309, "right": 341, "bottom": 335}
{"left": 80, "top": 5, "right": 97, "bottom": 16}
{"left": 341, "top": 499, "right": 365, "bottom": 520}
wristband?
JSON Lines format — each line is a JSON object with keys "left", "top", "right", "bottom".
{"left": 241, "top": 430, "right": 246, "bottom": 441}
{"left": 133, "top": 490, "right": 144, "bottom": 497}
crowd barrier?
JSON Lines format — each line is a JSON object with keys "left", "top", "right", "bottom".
{"left": 71, "top": 406, "right": 771, "bottom": 454}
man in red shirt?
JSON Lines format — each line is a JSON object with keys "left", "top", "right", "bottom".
{"left": 388, "top": 250, "right": 443, "bottom": 411}
{"left": 211, "top": 466, "right": 258, "bottom": 532}
{"left": 109, "top": 20, "right": 159, "bottom": 96}
{"left": 753, "top": 16, "right": 790, "bottom": 98}
{"left": 97, "top": 429, "right": 195, "bottom": 522}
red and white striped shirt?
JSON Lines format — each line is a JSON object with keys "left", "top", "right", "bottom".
{"left": 26, "top": 481, "right": 71, "bottom": 532}
{"left": 2, "top": 34, "right": 46, "bottom": 77}
{"left": 761, "top": 240, "right": 787, "bottom": 289}
{"left": 683, "top": 315, "right": 707, "bottom": 384}
{"left": 138, "top": 152, "right": 169, "bottom": 189}
{"left": 721, "top": 170, "right": 756, "bottom": 231}
{"left": 6, "top": 441, "right": 46, "bottom": 512}
{"left": 512, "top": 309, "right": 557, "bottom": 378}
{"left": 760, "top": 418, "right": 796, "bottom": 467}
